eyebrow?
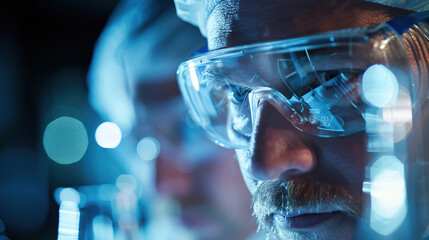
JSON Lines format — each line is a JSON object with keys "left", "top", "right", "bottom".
{"left": 198, "top": 45, "right": 369, "bottom": 97}
{"left": 200, "top": 63, "right": 271, "bottom": 89}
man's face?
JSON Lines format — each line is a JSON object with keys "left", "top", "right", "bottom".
{"left": 206, "top": 0, "right": 413, "bottom": 239}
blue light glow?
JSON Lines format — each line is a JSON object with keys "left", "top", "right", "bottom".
{"left": 362, "top": 64, "right": 398, "bottom": 108}
{"left": 92, "top": 215, "right": 114, "bottom": 240}
{"left": 369, "top": 155, "right": 407, "bottom": 236}
{"left": 382, "top": 87, "right": 413, "bottom": 142}
{"left": 189, "top": 62, "right": 200, "bottom": 91}
{"left": 43, "top": 116, "right": 88, "bottom": 164}
{"left": 116, "top": 175, "right": 137, "bottom": 192}
{"left": 59, "top": 188, "right": 80, "bottom": 205}
{"left": 57, "top": 201, "right": 80, "bottom": 240}
{"left": 95, "top": 122, "right": 122, "bottom": 148}
{"left": 97, "top": 184, "right": 115, "bottom": 202}
{"left": 54, "top": 188, "right": 63, "bottom": 205}
{"left": 78, "top": 193, "right": 87, "bottom": 208}
{"left": 136, "top": 137, "right": 160, "bottom": 161}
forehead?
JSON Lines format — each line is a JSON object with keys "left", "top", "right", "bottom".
{"left": 206, "top": 0, "right": 412, "bottom": 50}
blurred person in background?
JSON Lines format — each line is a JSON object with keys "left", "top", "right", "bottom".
{"left": 87, "top": 0, "right": 258, "bottom": 239}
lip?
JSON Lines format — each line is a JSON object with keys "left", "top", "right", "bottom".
{"left": 274, "top": 210, "right": 342, "bottom": 229}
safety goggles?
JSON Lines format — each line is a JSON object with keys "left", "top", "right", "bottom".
{"left": 177, "top": 11, "right": 429, "bottom": 149}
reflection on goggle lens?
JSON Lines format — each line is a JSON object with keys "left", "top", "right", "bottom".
{"left": 178, "top": 22, "right": 414, "bottom": 149}
{"left": 199, "top": 53, "right": 371, "bottom": 148}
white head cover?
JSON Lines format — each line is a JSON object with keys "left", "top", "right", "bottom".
{"left": 174, "top": 0, "right": 429, "bottom": 37}
{"left": 174, "top": 0, "right": 223, "bottom": 36}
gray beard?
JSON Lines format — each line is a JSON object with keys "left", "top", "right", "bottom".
{"left": 252, "top": 177, "right": 362, "bottom": 239}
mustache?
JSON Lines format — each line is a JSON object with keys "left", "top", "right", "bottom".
{"left": 252, "top": 176, "right": 362, "bottom": 227}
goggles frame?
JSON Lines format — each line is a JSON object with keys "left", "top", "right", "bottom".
{"left": 177, "top": 11, "right": 429, "bottom": 149}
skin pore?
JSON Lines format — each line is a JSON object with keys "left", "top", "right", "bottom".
{"left": 206, "top": 0, "right": 413, "bottom": 50}
{"left": 205, "top": 0, "right": 429, "bottom": 239}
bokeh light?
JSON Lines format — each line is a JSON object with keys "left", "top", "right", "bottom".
{"left": 58, "top": 201, "right": 80, "bottom": 240}
{"left": 362, "top": 64, "right": 398, "bottom": 108}
{"left": 95, "top": 122, "right": 122, "bottom": 148}
{"left": 43, "top": 116, "right": 88, "bottom": 164}
{"left": 116, "top": 174, "right": 137, "bottom": 192}
{"left": 97, "top": 184, "right": 115, "bottom": 202}
{"left": 382, "top": 87, "right": 412, "bottom": 125}
{"left": 0, "top": 236, "right": 10, "bottom": 240}
{"left": 59, "top": 188, "right": 80, "bottom": 205}
{"left": 136, "top": 137, "right": 160, "bottom": 161}
{"left": 92, "top": 215, "right": 114, "bottom": 240}
{"left": 78, "top": 192, "right": 87, "bottom": 209}
{"left": 55, "top": 187, "right": 86, "bottom": 208}
{"left": 382, "top": 86, "right": 413, "bottom": 142}
{"left": 369, "top": 155, "right": 407, "bottom": 236}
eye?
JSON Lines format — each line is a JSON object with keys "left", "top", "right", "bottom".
{"left": 321, "top": 70, "right": 342, "bottom": 80}
{"left": 227, "top": 85, "right": 253, "bottom": 142}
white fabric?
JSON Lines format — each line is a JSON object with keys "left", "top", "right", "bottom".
{"left": 174, "top": 0, "right": 223, "bottom": 36}
{"left": 174, "top": 0, "right": 429, "bottom": 37}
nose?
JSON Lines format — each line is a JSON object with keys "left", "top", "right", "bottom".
{"left": 249, "top": 101, "right": 316, "bottom": 180}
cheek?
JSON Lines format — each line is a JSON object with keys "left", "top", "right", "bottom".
{"left": 235, "top": 149, "right": 259, "bottom": 194}
{"left": 312, "top": 134, "right": 367, "bottom": 192}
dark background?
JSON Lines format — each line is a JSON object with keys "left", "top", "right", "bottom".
{"left": 0, "top": 0, "right": 121, "bottom": 239}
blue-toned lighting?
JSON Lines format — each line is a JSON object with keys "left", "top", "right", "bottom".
{"left": 382, "top": 87, "right": 413, "bottom": 142}
{"left": 78, "top": 193, "right": 87, "bottom": 208}
{"left": 59, "top": 188, "right": 80, "bottom": 205}
{"left": 54, "top": 188, "right": 63, "bottom": 205}
{"left": 55, "top": 187, "right": 86, "bottom": 208}
{"left": 116, "top": 174, "right": 137, "bottom": 192}
{"left": 97, "top": 184, "right": 115, "bottom": 202}
{"left": 368, "top": 155, "right": 407, "bottom": 236}
{"left": 57, "top": 201, "right": 80, "bottom": 240}
{"left": 0, "top": 236, "right": 10, "bottom": 240}
{"left": 136, "top": 137, "right": 160, "bottom": 161}
{"left": 43, "top": 116, "right": 88, "bottom": 164}
{"left": 189, "top": 62, "right": 200, "bottom": 91}
{"left": 92, "top": 215, "right": 114, "bottom": 240}
{"left": 362, "top": 64, "right": 398, "bottom": 108}
{"left": 95, "top": 122, "right": 122, "bottom": 148}
{"left": 0, "top": 218, "right": 4, "bottom": 233}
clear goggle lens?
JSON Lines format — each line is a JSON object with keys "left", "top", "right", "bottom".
{"left": 178, "top": 25, "right": 413, "bottom": 149}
